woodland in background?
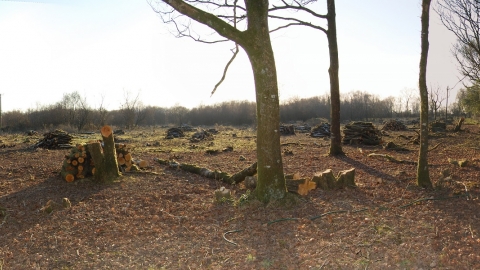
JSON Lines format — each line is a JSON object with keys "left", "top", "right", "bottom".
{"left": 1, "top": 88, "right": 473, "bottom": 132}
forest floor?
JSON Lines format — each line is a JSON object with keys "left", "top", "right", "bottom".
{"left": 0, "top": 122, "right": 479, "bottom": 269}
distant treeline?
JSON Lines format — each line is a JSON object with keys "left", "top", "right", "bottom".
{"left": 1, "top": 90, "right": 465, "bottom": 132}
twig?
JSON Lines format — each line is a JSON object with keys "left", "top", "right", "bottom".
{"left": 428, "top": 142, "right": 442, "bottom": 152}
{"left": 223, "top": 229, "right": 243, "bottom": 246}
{"left": 267, "top": 218, "right": 299, "bottom": 225}
{"left": 310, "top": 210, "right": 348, "bottom": 221}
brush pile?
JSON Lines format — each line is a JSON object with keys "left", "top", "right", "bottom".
{"left": 343, "top": 122, "right": 382, "bottom": 145}
{"left": 165, "top": 128, "right": 185, "bottom": 139}
{"left": 191, "top": 130, "right": 213, "bottom": 142}
{"left": 382, "top": 120, "right": 407, "bottom": 131}
{"left": 310, "top": 123, "right": 331, "bottom": 138}
{"left": 31, "top": 130, "right": 73, "bottom": 149}
{"left": 280, "top": 125, "right": 295, "bottom": 135}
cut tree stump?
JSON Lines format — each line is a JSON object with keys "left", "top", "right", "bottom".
{"left": 88, "top": 125, "right": 120, "bottom": 182}
{"left": 312, "top": 168, "right": 356, "bottom": 190}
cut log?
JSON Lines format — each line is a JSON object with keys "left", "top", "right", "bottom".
{"left": 312, "top": 169, "right": 336, "bottom": 190}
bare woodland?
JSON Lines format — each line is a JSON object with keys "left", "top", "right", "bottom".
{"left": 1, "top": 0, "right": 480, "bottom": 269}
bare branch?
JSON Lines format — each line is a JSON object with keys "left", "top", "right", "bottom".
{"left": 211, "top": 44, "right": 240, "bottom": 96}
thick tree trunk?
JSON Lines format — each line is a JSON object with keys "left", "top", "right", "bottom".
{"left": 326, "top": 0, "right": 344, "bottom": 156}
{"left": 417, "top": 0, "right": 433, "bottom": 188}
{"left": 243, "top": 0, "right": 287, "bottom": 202}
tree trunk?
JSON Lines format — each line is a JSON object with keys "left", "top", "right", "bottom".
{"left": 326, "top": 0, "right": 344, "bottom": 156}
{"left": 417, "top": 0, "right": 433, "bottom": 188}
{"left": 242, "top": 0, "right": 287, "bottom": 202}
{"left": 88, "top": 125, "right": 120, "bottom": 182}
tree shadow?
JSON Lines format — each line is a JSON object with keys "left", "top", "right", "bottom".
{"left": 0, "top": 175, "right": 111, "bottom": 238}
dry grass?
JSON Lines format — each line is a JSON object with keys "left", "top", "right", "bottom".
{"left": 1, "top": 124, "right": 479, "bottom": 269}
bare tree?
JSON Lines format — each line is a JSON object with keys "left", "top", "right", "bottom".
{"left": 417, "top": 0, "right": 433, "bottom": 189}
{"left": 268, "top": 0, "right": 344, "bottom": 155}
{"left": 149, "top": 0, "right": 289, "bottom": 202}
{"left": 428, "top": 84, "right": 446, "bottom": 120}
{"left": 436, "top": 0, "right": 480, "bottom": 82}
{"left": 400, "top": 88, "right": 417, "bottom": 117}
{"left": 120, "top": 90, "right": 142, "bottom": 129}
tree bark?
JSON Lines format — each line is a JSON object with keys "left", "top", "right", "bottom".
{"left": 326, "top": 0, "right": 344, "bottom": 156}
{"left": 417, "top": 0, "right": 433, "bottom": 188}
{"left": 88, "top": 125, "right": 120, "bottom": 182}
{"left": 159, "top": 0, "right": 287, "bottom": 202}
{"left": 243, "top": 0, "right": 287, "bottom": 202}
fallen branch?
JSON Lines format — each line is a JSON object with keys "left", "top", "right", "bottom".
{"left": 367, "top": 153, "right": 416, "bottom": 165}
{"left": 310, "top": 210, "right": 348, "bottom": 221}
{"left": 399, "top": 194, "right": 466, "bottom": 208}
{"left": 223, "top": 229, "right": 243, "bottom": 246}
{"left": 428, "top": 142, "right": 442, "bottom": 152}
{"left": 154, "top": 158, "right": 256, "bottom": 184}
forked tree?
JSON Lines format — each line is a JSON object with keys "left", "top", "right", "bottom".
{"left": 417, "top": 0, "right": 433, "bottom": 188}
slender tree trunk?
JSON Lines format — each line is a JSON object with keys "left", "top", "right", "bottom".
{"left": 243, "top": 0, "right": 286, "bottom": 202}
{"left": 326, "top": 0, "right": 344, "bottom": 156}
{"left": 417, "top": 0, "right": 433, "bottom": 188}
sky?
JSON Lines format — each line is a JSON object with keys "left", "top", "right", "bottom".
{"left": 0, "top": 0, "right": 461, "bottom": 112}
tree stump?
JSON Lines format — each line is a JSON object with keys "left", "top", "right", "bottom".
{"left": 453, "top": 117, "right": 465, "bottom": 132}
{"left": 312, "top": 168, "right": 356, "bottom": 190}
{"left": 88, "top": 125, "right": 120, "bottom": 182}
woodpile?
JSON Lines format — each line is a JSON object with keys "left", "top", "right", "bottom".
{"left": 165, "top": 128, "right": 185, "bottom": 139}
{"left": 280, "top": 125, "right": 295, "bottom": 135}
{"left": 295, "top": 125, "right": 312, "bottom": 133}
{"left": 61, "top": 144, "right": 93, "bottom": 182}
{"left": 310, "top": 123, "right": 331, "bottom": 138}
{"left": 382, "top": 120, "right": 407, "bottom": 131}
{"left": 32, "top": 130, "right": 73, "bottom": 149}
{"left": 61, "top": 126, "right": 148, "bottom": 182}
{"left": 343, "top": 122, "right": 382, "bottom": 145}
{"left": 429, "top": 121, "right": 446, "bottom": 132}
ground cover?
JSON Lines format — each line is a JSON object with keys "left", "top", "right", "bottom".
{"left": 0, "top": 123, "right": 479, "bottom": 269}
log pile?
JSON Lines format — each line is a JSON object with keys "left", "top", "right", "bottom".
{"left": 382, "top": 120, "right": 407, "bottom": 131}
{"left": 429, "top": 121, "right": 446, "bottom": 132}
{"left": 61, "top": 144, "right": 93, "bottom": 182}
{"left": 32, "top": 130, "right": 73, "bottom": 149}
{"left": 343, "top": 122, "right": 382, "bottom": 145}
{"left": 295, "top": 125, "right": 312, "bottom": 133}
{"left": 280, "top": 125, "right": 295, "bottom": 135}
{"left": 61, "top": 126, "right": 148, "bottom": 182}
{"left": 310, "top": 123, "right": 331, "bottom": 138}
{"left": 165, "top": 128, "right": 185, "bottom": 139}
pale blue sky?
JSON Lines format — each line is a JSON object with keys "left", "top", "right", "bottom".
{"left": 0, "top": 0, "right": 459, "bottom": 112}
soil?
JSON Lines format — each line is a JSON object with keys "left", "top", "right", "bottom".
{"left": 1, "top": 124, "right": 479, "bottom": 269}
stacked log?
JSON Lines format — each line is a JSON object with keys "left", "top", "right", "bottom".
{"left": 310, "top": 123, "right": 331, "bottom": 137}
{"left": 280, "top": 125, "right": 295, "bottom": 135}
{"left": 343, "top": 122, "right": 382, "bottom": 145}
{"left": 165, "top": 128, "right": 185, "bottom": 139}
{"left": 295, "top": 125, "right": 312, "bottom": 133}
{"left": 32, "top": 130, "right": 73, "bottom": 149}
{"left": 382, "top": 120, "right": 407, "bottom": 131}
{"left": 115, "top": 143, "right": 148, "bottom": 172}
{"left": 61, "top": 144, "right": 93, "bottom": 182}
{"left": 61, "top": 140, "right": 147, "bottom": 182}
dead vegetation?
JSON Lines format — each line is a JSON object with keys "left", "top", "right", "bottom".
{"left": 0, "top": 123, "right": 479, "bottom": 269}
